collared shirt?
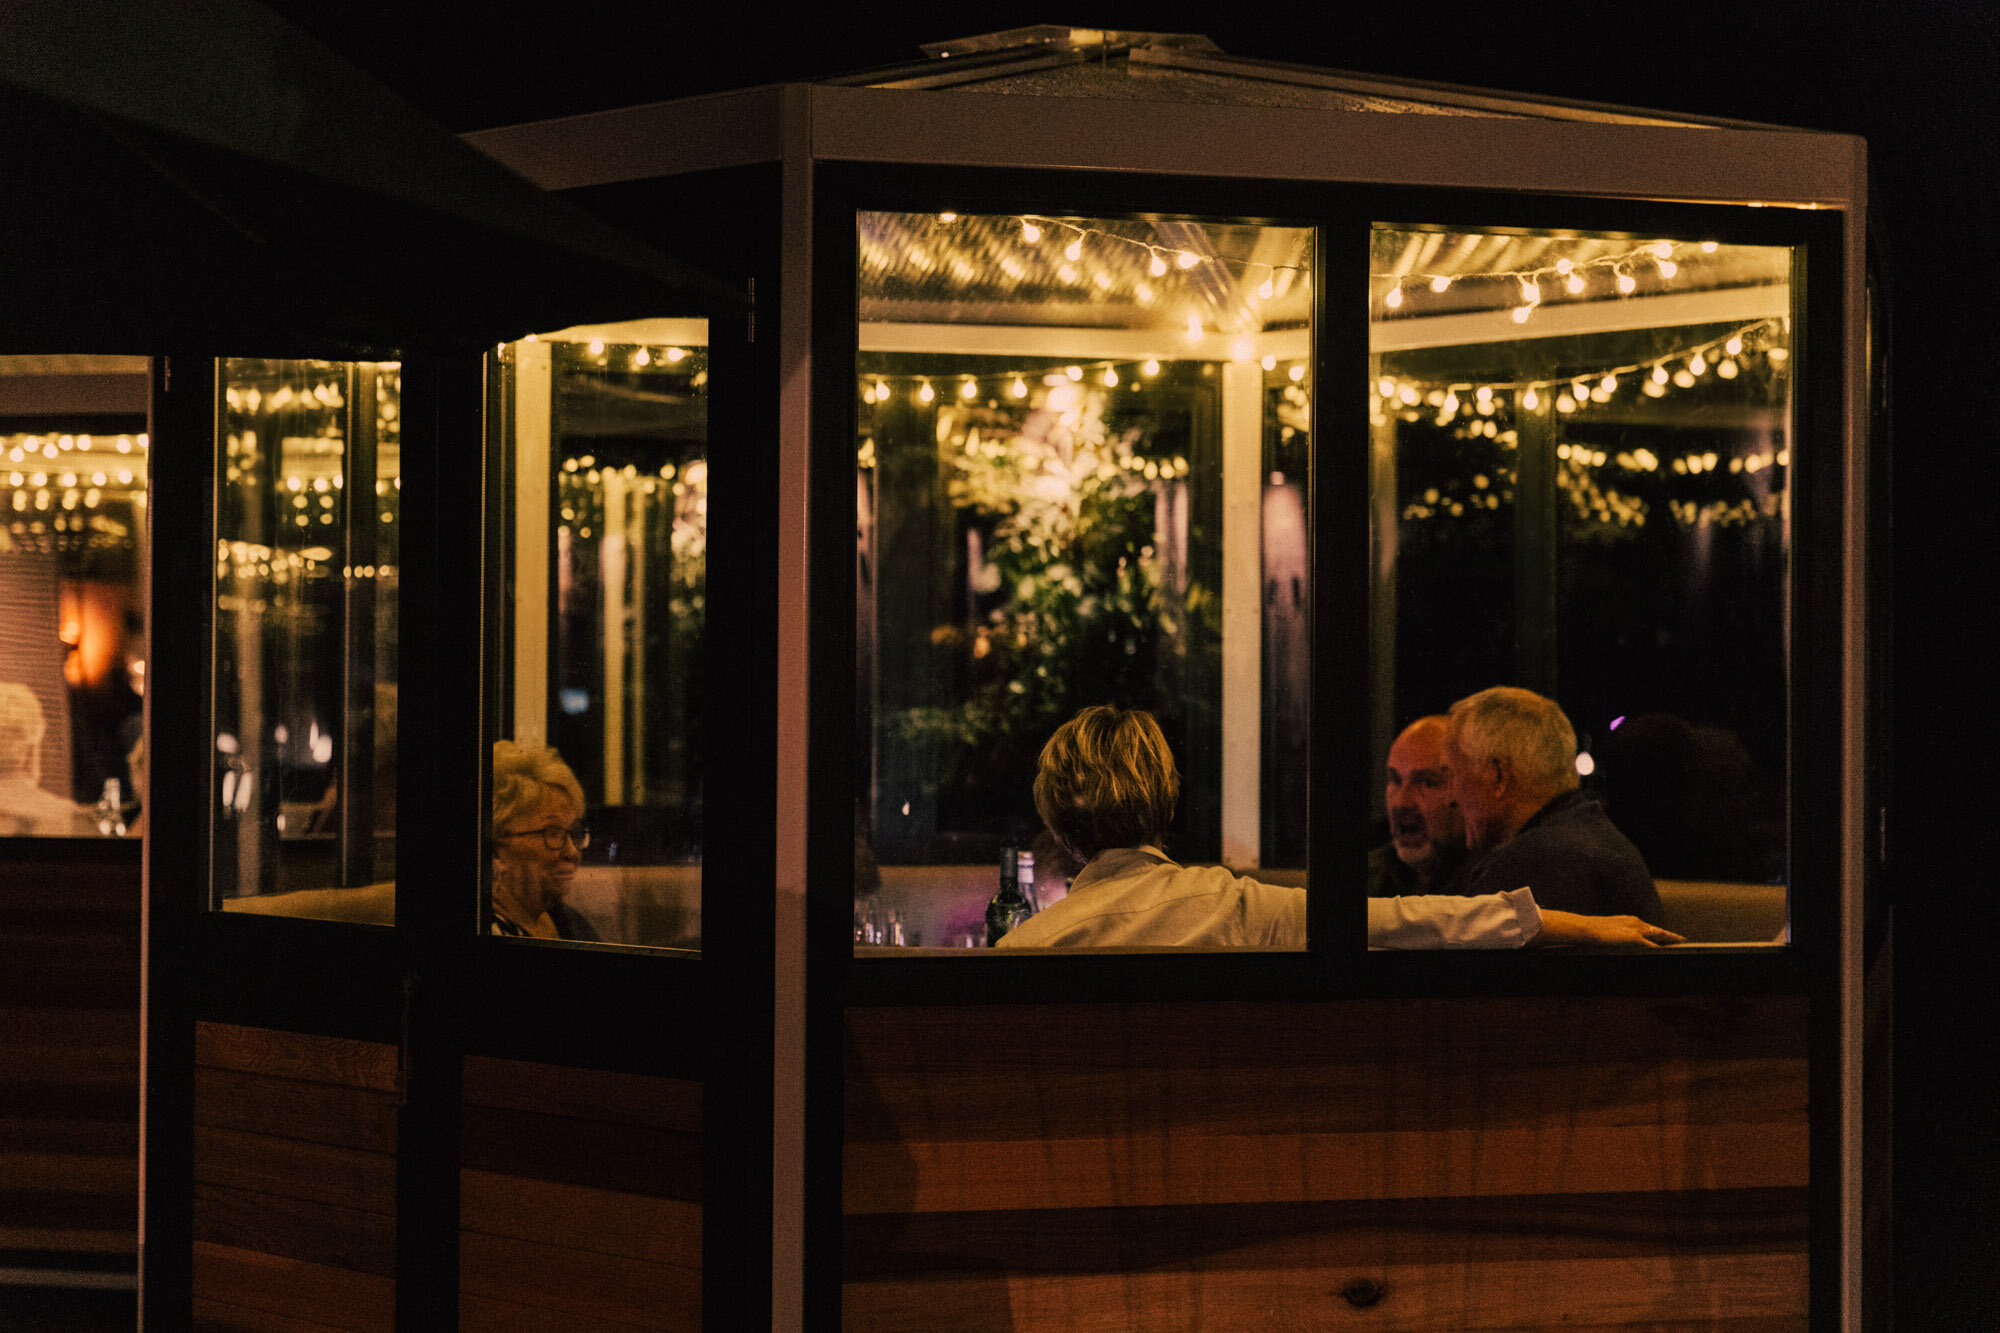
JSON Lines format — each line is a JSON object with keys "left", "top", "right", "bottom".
{"left": 1463, "top": 789, "right": 1661, "bottom": 919}
{"left": 993, "top": 846, "right": 1542, "bottom": 949}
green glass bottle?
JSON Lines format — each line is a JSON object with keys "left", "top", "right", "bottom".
{"left": 985, "top": 844, "right": 1033, "bottom": 946}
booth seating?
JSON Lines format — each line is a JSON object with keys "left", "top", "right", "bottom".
{"left": 868, "top": 864, "right": 1789, "bottom": 948}
{"left": 223, "top": 864, "right": 702, "bottom": 947}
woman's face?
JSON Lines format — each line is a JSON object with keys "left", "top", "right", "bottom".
{"left": 492, "top": 785, "right": 582, "bottom": 919}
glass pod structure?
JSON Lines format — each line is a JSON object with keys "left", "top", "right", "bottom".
{"left": 471, "top": 30, "right": 1878, "bottom": 1327}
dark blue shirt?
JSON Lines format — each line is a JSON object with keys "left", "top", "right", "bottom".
{"left": 1463, "top": 789, "right": 1662, "bottom": 920}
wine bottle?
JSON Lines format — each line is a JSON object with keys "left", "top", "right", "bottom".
{"left": 985, "top": 844, "right": 1033, "bottom": 946}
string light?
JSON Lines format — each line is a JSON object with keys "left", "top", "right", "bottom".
{"left": 918, "top": 382, "right": 936, "bottom": 403}
{"left": 1376, "top": 239, "right": 1718, "bottom": 314}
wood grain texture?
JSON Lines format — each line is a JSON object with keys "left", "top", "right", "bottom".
{"left": 193, "top": 1184, "right": 396, "bottom": 1277}
{"left": 460, "top": 1291, "right": 676, "bottom": 1332}
{"left": 843, "top": 996, "right": 1810, "bottom": 1329}
{"left": 192, "top": 1242, "right": 393, "bottom": 1332}
{"left": 195, "top": 1023, "right": 397, "bottom": 1093}
{"left": 461, "top": 1169, "right": 701, "bottom": 1267}
{"left": 193, "top": 1126, "right": 395, "bottom": 1216}
{"left": 463, "top": 1055, "right": 701, "bottom": 1133}
{"left": 194, "top": 1068, "right": 397, "bottom": 1153}
{"left": 459, "top": 1232, "right": 701, "bottom": 1330}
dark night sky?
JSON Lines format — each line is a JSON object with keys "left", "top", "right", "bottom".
{"left": 267, "top": 1, "right": 2000, "bottom": 1320}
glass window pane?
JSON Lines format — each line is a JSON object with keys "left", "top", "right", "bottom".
{"left": 1369, "top": 225, "right": 1790, "bottom": 947}
{"left": 213, "top": 359, "right": 400, "bottom": 924}
{"left": 485, "top": 322, "right": 706, "bottom": 951}
{"left": 0, "top": 356, "right": 149, "bottom": 838}
{"left": 856, "top": 210, "right": 1313, "bottom": 952}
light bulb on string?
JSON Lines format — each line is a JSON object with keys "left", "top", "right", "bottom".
{"left": 1136, "top": 283, "right": 1154, "bottom": 303}
{"left": 1143, "top": 359, "right": 1161, "bottom": 377}
{"left": 1673, "top": 369, "right": 1696, "bottom": 388}
{"left": 1652, "top": 365, "right": 1670, "bottom": 385}
{"left": 1288, "top": 364, "right": 1306, "bottom": 383}
{"left": 1102, "top": 367, "right": 1120, "bottom": 387}
{"left": 1717, "top": 359, "right": 1740, "bottom": 379}
{"left": 1021, "top": 221, "right": 1042, "bottom": 242}
{"left": 1385, "top": 285, "right": 1404, "bottom": 310}
{"left": 1689, "top": 352, "right": 1708, "bottom": 375}
{"left": 1150, "top": 253, "right": 1169, "bottom": 277}
{"left": 1511, "top": 306, "right": 1533, "bottom": 324}
{"left": 1701, "top": 241, "right": 1718, "bottom": 253}
{"left": 960, "top": 379, "right": 979, "bottom": 400}
{"left": 1011, "top": 378, "right": 1028, "bottom": 398}
{"left": 1065, "top": 366, "right": 1084, "bottom": 382}
{"left": 1653, "top": 242, "right": 1674, "bottom": 259}
{"left": 1176, "top": 251, "right": 1200, "bottom": 270}
{"left": 1556, "top": 258, "right": 1574, "bottom": 275}
{"left": 938, "top": 212, "right": 958, "bottom": 223}
{"left": 1616, "top": 272, "right": 1637, "bottom": 295}
{"left": 1725, "top": 336, "right": 1743, "bottom": 355}
{"left": 1557, "top": 393, "right": 1578, "bottom": 413}
{"left": 1261, "top": 354, "right": 1277, "bottom": 371}
{"left": 1430, "top": 275, "right": 1451, "bottom": 293}
{"left": 1565, "top": 273, "right": 1586, "bottom": 294}
{"left": 1658, "top": 259, "right": 1678, "bottom": 278}
{"left": 1522, "top": 387, "right": 1541, "bottom": 410}
{"left": 1064, "top": 238, "right": 1083, "bottom": 262}
{"left": 1519, "top": 278, "right": 1541, "bottom": 305}
{"left": 918, "top": 382, "right": 935, "bottom": 403}
{"left": 1378, "top": 377, "right": 1396, "bottom": 398}
{"left": 1600, "top": 374, "right": 1618, "bottom": 393}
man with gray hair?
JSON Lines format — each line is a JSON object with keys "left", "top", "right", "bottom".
{"left": 0, "top": 682, "right": 91, "bottom": 836}
{"left": 1445, "top": 685, "right": 1661, "bottom": 920}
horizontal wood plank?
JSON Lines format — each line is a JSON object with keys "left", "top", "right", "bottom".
{"left": 460, "top": 1106, "right": 700, "bottom": 1201}
{"left": 459, "top": 1231, "right": 700, "bottom": 1330}
{"left": 462, "top": 1057, "right": 700, "bottom": 1134}
{"left": 195, "top": 1024, "right": 397, "bottom": 1093}
{"left": 460, "top": 1291, "right": 686, "bottom": 1332}
{"left": 846, "top": 1119, "right": 1808, "bottom": 1215}
{"left": 194, "top": 1068, "right": 397, "bottom": 1153}
{"left": 0, "top": 1223, "right": 136, "bottom": 1253}
{"left": 193, "top": 1127, "right": 395, "bottom": 1216}
{"left": 193, "top": 1184, "right": 396, "bottom": 1277}
{"left": 844, "top": 1252, "right": 1808, "bottom": 1332}
{"left": 192, "top": 1296, "right": 356, "bottom": 1332}
{"left": 192, "top": 1241, "right": 393, "bottom": 1332}
{"left": 460, "top": 1169, "right": 700, "bottom": 1268}
{"left": 846, "top": 1189, "right": 1810, "bottom": 1278}
{"left": 0, "top": 1150, "right": 137, "bottom": 1194}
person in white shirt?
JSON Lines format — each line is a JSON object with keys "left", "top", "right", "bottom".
{"left": 995, "top": 705, "right": 1682, "bottom": 950}
{"left": 0, "top": 682, "right": 92, "bottom": 837}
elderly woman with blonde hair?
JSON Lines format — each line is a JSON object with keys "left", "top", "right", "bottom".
{"left": 491, "top": 740, "right": 599, "bottom": 940}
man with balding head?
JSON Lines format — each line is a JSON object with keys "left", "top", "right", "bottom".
{"left": 1368, "top": 715, "right": 1471, "bottom": 896}
{"left": 1446, "top": 686, "right": 1662, "bottom": 920}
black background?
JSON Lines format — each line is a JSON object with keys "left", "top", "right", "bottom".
{"left": 258, "top": 0, "right": 1998, "bottom": 1321}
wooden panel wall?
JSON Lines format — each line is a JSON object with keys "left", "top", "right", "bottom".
{"left": 845, "top": 996, "right": 1809, "bottom": 1331}
{"left": 192, "top": 1022, "right": 396, "bottom": 1332}
{"left": 459, "top": 1056, "right": 701, "bottom": 1331}
{"left": 0, "top": 850, "right": 139, "bottom": 1273}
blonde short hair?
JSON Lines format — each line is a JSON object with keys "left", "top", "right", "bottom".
{"left": 1447, "top": 686, "right": 1580, "bottom": 796}
{"left": 492, "top": 740, "right": 584, "bottom": 837}
{"left": 0, "top": 683, "right": 47, "bottom": 777}
{"left": 1033, "top": 706, "right": 1178, "bottom": 861}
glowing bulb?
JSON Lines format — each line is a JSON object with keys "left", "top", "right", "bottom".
{"left": 1565, "top": 274, "right": 1585, "bottom": 294}
{"left": 1643, "top": 381, "right": 1666, "bottom": 398}
{"left": 1522, "top": 388, "right": 1540, "bottom": 410}
{"left": 588, "top": 339, "right": 605, "bottom": 356}
{"left": 1616, "top": 273, "right": 1637, "bottom": 295}
{"left": 1065, "top": 365, "right": 1083, "bottom": 382}
{"left": 1136, "top": 283, "right": 1154, "bottom": 303}
{"left": 1288, "top": 364, "right": 1305, "bottom": 383}
{"left": 1555, "top": 258, "right": 1574, "bottom": 275}
{"left": 1378, "top": 378, "right": 1396, "bottom": 397}
{"left": 1102, "top": 368, "right": 1120, "bottom": 387}
{"left": 1385, "top": 285, "right": 1404, "bottom": 309}
{"left": 1520, "top": 278, "right": 1541, "bottom": 304}
{"left": 1658, "top": 259, "right": 1678, "bottom": 278}
{"left": 1011, "top": 378, "right": 1028, "bottom": 398}
{"left": 1441, "top": 391, "right": 1460, "bottom": 414}
{"left": 1601, "top": 375, "right": 1618, "bottom": 392}
{"left": 1398, "top": 384, "right": 1420, "bottom": 406}
{"left": 1185, "top": 313, "right": 1204, "bottom": 342}
{"left": 633, "top": 348, "right": 651, "bottom": 366}
{"left": 1673, "top": 370, "right": 1696, "bottom": 388}
{"left": 1022, "top": 221, "right": 1042, "bottom": 242}
{"left": 1430, "top": 275, "right": 1451, "bottom": 293}
{"left": 1576, "top": 751, "right": 1596, "bottom": 776}
{"left": 1690, "top": 353, "right": 1708, "bottom": 375}
{"left": 1718, "top": 359, "right": 1740, "bottom": 379}
{"left": 1557, "top": 393, "right": 1577, "bottom": 413}
{"left": 1143, "top": 359, "right": 1161, "bottom": 376}
{"left": 666, "top": 347, "right": 687, "bottom": 362}
{"left": 1703, "top": 451, "right": 1719, "bottom": 470}
{"left": 938, "top": 211, "right": 958, "bottom": 222}
{"left": 1260, "top": 354, "right": 1277, "bottom": 371}
{"left": 1511, "top": 306, "right": 1533, "bottom": 324}
{"left": 1064, "top": 238, "right": 1083, "bottom": 262}
{"left": 1701, "top": 241, "right": 1719, "bottom": 253}
{"left": 1057, "top": 264, "right": 1080, "bottom": 284}
{"left": 872, "top": 381, "right": 890, "bottom": 402}
{"left": 918, "top": 382, "right": 935, "bottom": 403}
{"left": 1176, "top": 250, "right": 1200, "bottom": 269}
{"left": 1150, "top": 253, "right": 1168, "bottom": 277}
{"left": 1766, "top": 347, "right": 1789, "bottom": 363}
{"left": 1652, "top": 365, "right": 1669, "bottom": 385}
{"left": 1725, "top": 336, "right": 1744, "bottom": 355}
{"left": 1257, "top": 276, "right": 1275, "bottom": 300}
{"left": 1653, "top": 242, "right": 1674, "bottom": 259}
{"left": 960, "top": 379, "right": 979, "bottom": 400}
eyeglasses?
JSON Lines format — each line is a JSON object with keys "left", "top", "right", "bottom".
{"left": 497, "top": 823, "right": 590, "bottom": 852}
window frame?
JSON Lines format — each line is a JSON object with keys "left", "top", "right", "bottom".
{"left": 815, "top": 162, "right": 1847, "bottom": 1008}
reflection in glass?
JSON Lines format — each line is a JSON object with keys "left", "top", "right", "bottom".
{"left": 0, "top": 369, "right": 149, "bottom": 837}
{"left": 1369, "top": 226, "right": 1791, "bottom": 945}
{"left": 856, "top": 211, "right": 1313, "bottom": 951}
{"left": 213, "top": 359, "right": 400, "bottom": 923}
{"left": 486, "top": 323, "right": 706, "bottom": 951}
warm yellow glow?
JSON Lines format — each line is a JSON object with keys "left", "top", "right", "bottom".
{"left": 1600, "top": 375, "right": 1618, "bottom": 392}
{"left": 1378, "top": 377, "right": 1396, "bottom": 398}
{"left": 1065, "top": 365, "right": 1084, "bottom": 382}
{"left": 1701, "top": 241, "right": 1719, "bottom": 253}
{"left": 1064, "top": 238, "right": 1083, "bottom": 262}
{"left": 588, "top": 339, "right": 605, "bottom": 356}
{"left": 1616, "top": 273, "right": 1637, "bottom": 295}
{"left": 1022, "top": 221, "right": 1042, "bottom": 242}
{"left": 1011, "top": 378, "right": 1028, "bottom": 398}
{"left": 1385, "top": 285, "right": 1404, "bottom": 309}
{"left": 918, "top": 382, "right": 936, "bottom": 403}
{"left": 1658, "top": 259, "right": 1678, "bottom": 278}
{"left": 633, "top": 348, "right": 652, "bottom": 366}
{"left": 1690, "top": 353, "right": 1708, "bottom": 375}
{"left": 938, "top": 211, "right": 958, "bottom": 222}
{"left": 1230, "top": 336, "right": 1255, "bottom": 363}
{"left": 1102, "top": 368, "right": 1120, "bottom": 387}
{"left": 1653, "top": 365, "right": 1670, "bottom": 385}
{"left": 1260, "top": 354, "right": 1277, "bottom": 371}
{"left": 1565, "top": 274, "right": 1585, "bottom": 295}
{"left": 1520, "top": 279, "right": 1540, "bottom": 304}
{"left": 1289, "top": 364, "right": 1305, "bottom": 383}
{"left": 1557, "top": 393, "right": 1577, "bottom": 414}
{"left": 1653, "top": 242, "right": 1674, "bottom": 259}
{"left": 1725, "top": 336, "right": 1743, "bottom": 355}
{"left": 1718, "top": 359, "right": 1740, "bottom": 379}
{"left": 1143, "top": 359, "right": 1161, "bottom": 377}
{"left": 1522, "top": 387, "right": 1540, "bottom": 410}
{"left": 1185, "top": 313, "right": 1204, "bottom": 342}
{"left": 1150, "top": 253, "right": 1168, "bottom": 277}
{"left": 1257, "top": 276, "right": 1275, "bottom": 300}
{"left": 960, "top": 379, "right": 979, "bottom": 400}
{"left": 1767, "top": 347, "right": 1789, "bottom": 364}
{"left": 666, "top": 347, "right": 688, "bottom": 362}
{"left": 1176, "top": 250, "right": 1200, "bottom": 270}
{"left": 1135, "top": 283, "right": 1154, "bottom": 303}
{"left": 1511, "top": 306, "right": 1533, "bottom": 324}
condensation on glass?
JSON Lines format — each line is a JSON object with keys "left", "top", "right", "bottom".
{"left": 484, "top": 321, "right": 706, "bottom": 951}
{"left": 213, "top": 359, "right": 401, "bottom": 922}
{"left": 0, "top": 356, "right": 150, "bottom": 838}
{"left": 1369, "top": 226, "right": 1792, "bottom": 946}
{"left": 855, "top": 210, "right": 1313, "bottom": 953}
